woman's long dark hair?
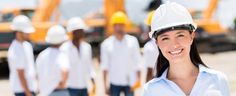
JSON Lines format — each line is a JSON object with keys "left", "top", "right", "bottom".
{"left": 155, "top": 32, "right": 207, "bottom": 77}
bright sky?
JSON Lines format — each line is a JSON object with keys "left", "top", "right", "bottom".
{"left": 0, "top": 0, "right": 235, "bottom": 27}
{"left": 0, "top": 0, "right": 37, "bottom": 10}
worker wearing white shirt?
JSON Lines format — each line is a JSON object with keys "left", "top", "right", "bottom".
{"left": 143, "top": 11, "right": 159, "bottom": 82}
{"left": 60, "top": 17, "right": 96, "bottom": 96}
{"left": 8, "top": 15, "right": 37, "bottom": 96}
{"left": 101, "top": 11, "right": 142, "bottom": 96}
{"left": 143, "top": 2, "right": 230, "bottom": 96}
{"left": 36, "top": 25, "right": 70, "bottom": 96}
{"left": 143, "top": 39, "right": 159, "bottom": 82}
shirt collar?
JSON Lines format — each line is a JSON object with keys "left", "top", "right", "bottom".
{"left": 113, "top": 34, "right": 127, "bottom": 42}
{"left": 160, "top": 68, "right": 168, "bottom": 80}
{"left": 198, "top": 64, "right": 217, "bottom": 74}
{"left": 158, "top": 64, "right": 215, "bottom": 81}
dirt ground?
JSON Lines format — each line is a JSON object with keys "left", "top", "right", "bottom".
{"left": 0, "top": 51, "right": 236, "bottom": 96}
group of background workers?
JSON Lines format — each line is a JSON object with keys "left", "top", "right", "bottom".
{"left": 8, "top": 15, "right": 96, "bottom": 96}
{"left": 7, "top": 7, "right": 159, "bottom": 96}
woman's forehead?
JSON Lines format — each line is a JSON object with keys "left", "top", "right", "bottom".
{"left": 158, "top": 30, "right": 189, "bottom": 37}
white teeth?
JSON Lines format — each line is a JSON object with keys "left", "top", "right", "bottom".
{"left": 170, "top": 49, "right": 182, "bottom": 55}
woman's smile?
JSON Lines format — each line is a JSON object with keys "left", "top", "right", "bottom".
{"left": 169, "top": 48, "right": 184, "bottom": 56}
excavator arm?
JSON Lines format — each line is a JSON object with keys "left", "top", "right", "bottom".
{"left": 195, "top": 0, "right": 228, "bottom": 34}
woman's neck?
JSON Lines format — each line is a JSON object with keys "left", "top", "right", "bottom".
{"left": 167, "top": 60, "right": 199, "bottom": 80}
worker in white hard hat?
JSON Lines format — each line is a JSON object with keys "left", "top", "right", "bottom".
{"left": 36, "top": 25, "right": 70, "bottom": 96}
{"left": 143, "top": 2, "right": 230, "bottom": 96}
{"left": 8, "top": 15, "right": 37, "bottom": 96}
{"left": 60, "top": 17, "right": 96, "bottom": 96}
{"left": 143, "top": 11, "right": 159, "bottom": 82}
{"left": 100, "top": 11, "right": 142, "bottom": 96}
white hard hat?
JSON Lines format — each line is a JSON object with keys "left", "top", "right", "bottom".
{"left": 149, "top": 2, "right": 197, "bottom": 39}
{"left": 45, "top": 25, "right": 68, "bottom": 44}
{"left": 11, "top": 15, "right": 35, "bottom": 33}
{"left": 66, "top": 17, "right": 88, "bottom": 32}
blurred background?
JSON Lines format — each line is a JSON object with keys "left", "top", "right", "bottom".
{"left": 0, "top": 0, "right": 236, "bottom": 95}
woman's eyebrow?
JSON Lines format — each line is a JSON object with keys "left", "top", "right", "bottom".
{"left": 176, "top": 31, "right": 185, "bottom": 34}
{"left": 159, "top": 34, "right": 168, "bottom": 38}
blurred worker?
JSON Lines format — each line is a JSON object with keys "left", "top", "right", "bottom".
{"left": 143, "top": 11, "right": 159, "bottom": 82}
{"left": 100, "top": 11, "right": 142, "bottom": 96}
{"left": 36, "top": 25, "right": 70, "bottom": 96}
{"left": 60, "top": 17, "right": 96, "bottom": 96}
{"left": 8, "top": 15, "right": 37, "bottom": 96}
{"left": 143, "top": 2, "right": 230, "bottom": 96}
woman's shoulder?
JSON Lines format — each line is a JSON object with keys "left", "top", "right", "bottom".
{"left": 199, "top": 65, "right": 229, "bottom": 89}
{"left": 199, "top": 65, "right": 230, "bottom": 95}
{"left": 199, "top": 65, "right": 228, "bottom": 81}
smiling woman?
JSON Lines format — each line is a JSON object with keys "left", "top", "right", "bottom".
{"left": 155, "top": 29, "right": 205, "bottom": 77}
{"left": 143, "top": 2, "right": 230, "bottom": 96}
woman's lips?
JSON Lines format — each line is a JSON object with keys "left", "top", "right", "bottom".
{"left": 169, "top": 49, "right": 183, "bottom": 55}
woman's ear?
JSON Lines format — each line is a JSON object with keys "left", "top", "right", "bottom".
{"left": 189, "top": 32, "right": 195, "bottom": 44}
{"left": 191, "top": 32, "right": 195, "bottom": 40}
{"left": 155, "top": 39, "right": 159, "bottom": 45}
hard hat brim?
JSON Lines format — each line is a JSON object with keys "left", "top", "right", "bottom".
{"left": 10, "top": 25, "right": 35, "bottom": 33}
{"left": 22, "top": 27, "right": 35, "bottom": 33}
{"left": 149, "top": 23, "right": 197, "bottom": 39}
{"left": 67, "top": 26, "right": 89, "bottom": 33}
{"left": 45, "top": 36, "right": 68, "bottom": 44}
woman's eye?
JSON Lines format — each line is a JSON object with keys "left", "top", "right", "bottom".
{"left": 162, "top": 37, "right": 169, "bottom": 41}
{"left": 178, "top": 34, "right": 184, "bottom": 37}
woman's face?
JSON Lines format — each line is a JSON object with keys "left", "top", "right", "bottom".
{"left": 156, "top": 30, "right": 195, "bottom": 63}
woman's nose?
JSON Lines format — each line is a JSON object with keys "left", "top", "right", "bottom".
{"left": 171, "top": 39, "right": 180, "bottom": 49}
